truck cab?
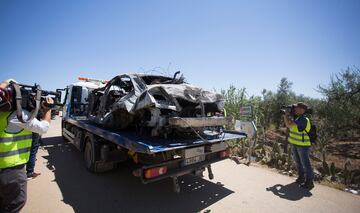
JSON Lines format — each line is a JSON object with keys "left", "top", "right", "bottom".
{"left": 62, "top": 78, "right": 106, "bottom": 119}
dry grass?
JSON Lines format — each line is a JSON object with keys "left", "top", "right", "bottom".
{"left": 320, "top": 180, "right": 346, "bottom": 191}
{"left": 263, "top": 130, "right": 360, "bottom": 169}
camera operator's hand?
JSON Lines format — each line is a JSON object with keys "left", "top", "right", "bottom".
{"left": 42, "top": 96, "right": 54, "bottom": 110}
{"left": 40, "top": 96, "right": 53, "bottom": 124}
{"left": 284, "top": 111, "right": 290, "bottom": 116}
{"left": 283, "top": 110, "right": 295, "bottom": 128}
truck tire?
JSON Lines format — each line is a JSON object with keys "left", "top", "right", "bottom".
{"left": 61, "top": 130, "right": 68, "bottom": 142}
{"left": 74, "top": 129, "right": 85, "bottom": 152}
{"left": 84, "top": 133, "right": 99, "bottom": 172}
{"left": 84, "top": 133, "right": 115, "bottom": 173}
{"left": 61, "top": 121, "right": 68, "bottom": 142}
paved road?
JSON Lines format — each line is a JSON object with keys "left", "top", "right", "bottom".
{"left": 23, "top": 117, "right": 360, "bottom": 213}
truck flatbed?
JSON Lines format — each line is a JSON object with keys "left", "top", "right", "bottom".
{"left": 64, "top": 116, "right": 247, "bottom": 154}
{"left": 60, "top": 79, "right": 249, "bottom": 192}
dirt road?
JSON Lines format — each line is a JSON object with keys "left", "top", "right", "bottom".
{"left": 23, "top": 117, "right": 360, "bottom": 213}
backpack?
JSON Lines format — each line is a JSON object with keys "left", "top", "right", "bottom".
{"left": 305, "top": 120, "right": 317, "bottom": 144}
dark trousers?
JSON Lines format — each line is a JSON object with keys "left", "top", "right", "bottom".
{"left": 291, "top": 144, "right": 314, "bottom": 181}
{"left": 26, "top": 133, "right": 41, "bottom": 174}
{"left": 0, "top": 165, "right": 27, "bottom": 213}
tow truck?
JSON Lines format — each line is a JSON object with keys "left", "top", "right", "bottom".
{"left": 60, "top": 77, "right": 246, "bottom": 192}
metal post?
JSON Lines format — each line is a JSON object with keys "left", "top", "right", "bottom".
{"left": 207, "top": 165, "right": 214, "bottom": 180}
{"left": 246, "top": 134, "right": 257, "bottom": 165}
{"left": 172, "top": 176, "right": 180, "bottom": 193}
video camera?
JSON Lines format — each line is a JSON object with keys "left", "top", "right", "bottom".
{"left": 0, "top": 81, "right": 63, "bottom": 123}
{"left": 280, "top": 105, "right": 296, "bottom": 115}
{"left": 280, "top": 104, "right": 313, "bottom": 116}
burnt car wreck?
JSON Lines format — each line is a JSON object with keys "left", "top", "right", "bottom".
{"left": 87, "top": 72, "right": 233, "bottom": 139}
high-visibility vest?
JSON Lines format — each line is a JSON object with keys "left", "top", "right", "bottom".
{"left": 288, "top": 116, "right": 311, "bottom": 146}
{"left": 0, "top": 111, "right": 32, "bottom": 169}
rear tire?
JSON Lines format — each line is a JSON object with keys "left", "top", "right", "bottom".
{"left": 84, "top": 133, "right": 98, "bottom": 172}
{"left": 84, "top": 133, "right": 115, "bottom": 173}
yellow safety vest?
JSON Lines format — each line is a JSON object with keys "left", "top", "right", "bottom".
{"left": 0, "top": 111, "right": 32, "bottom": 169}
{"left": 288, "top": 116, "right": 311, "bottom": 147}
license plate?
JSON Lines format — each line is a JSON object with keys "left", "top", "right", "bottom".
{"left": 184, "top": 147, "right": 205, "bottom": 166}
{"left": 211, "top": 142, "right": 228, "bottom": 152}
{"left": 184, "top": 155, "right": 205, "bottom": 166}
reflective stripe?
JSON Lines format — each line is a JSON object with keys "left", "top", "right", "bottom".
{"left": 0, "top": 147, "right": 31, "bottom": 158}
{"left": 289, "top": 136, "right": 310, "bottom": 143}
{"left": 289, "top": 131, "right": 304, "bottom": 137}
{"left": 0, "top": 111, "right": 32, "bottom": 169}
{"left": 289, "top": 132, "right": 309, "bottom": 139}
{"left": 289, "top": 132, "right": 310, "bottom": 140}
{"left": 0, "top": 134, "right": 32, "bottom": 143}
{"left": 287, "top": 116, "right": 312, "bottom": 147}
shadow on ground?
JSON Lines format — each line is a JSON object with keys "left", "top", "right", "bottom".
{"left": 266, "top": 182, "right": 312, "bottom": 201}
{"left": 41, "top": 136, "right": 234, "bottom": 213}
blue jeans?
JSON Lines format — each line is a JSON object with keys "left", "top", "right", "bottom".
{"left": 291, "top": 144, "right": 313, "bottom": 181}
{"left": 26, "top": 133, "right": 41, "bottom": 174}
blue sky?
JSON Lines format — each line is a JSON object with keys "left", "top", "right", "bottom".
{"left": 0, "top": 0, "right": 359, "bottom": 98}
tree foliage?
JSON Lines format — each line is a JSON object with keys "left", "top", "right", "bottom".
{"left": 222, "top": 68, "right": 360, "bottom": 139}
{"left": 274, "top": 78, "right": 295, "bottom": 128}
{"left": 222, "top": 68, "right": 360, "bottom": 188}
{"left": 221, "top": 85, "right": 247, "bottom": 120}
{"left": 317, "top": 67, "right": 360, "bottom": 137}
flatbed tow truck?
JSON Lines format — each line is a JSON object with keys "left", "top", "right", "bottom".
{"left": 61, "top": 77, "right": 246, "bottom": 192}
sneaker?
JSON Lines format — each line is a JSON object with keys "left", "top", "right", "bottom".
{"left": 300, "top": 181, "right": 314, "bottom": 190}
{"left": 295, "top": 177, "right": 305, "bottom": 184}
{"left": 27, "top": 172, "right": 41, "bottom": 180}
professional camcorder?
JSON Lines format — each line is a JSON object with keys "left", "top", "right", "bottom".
{"left": 0, "top": 81, "right": 63, "bottom": 123}
{"left": 280, "top": 104, "right": 296, "bottom": 115}
{"left": 280, "top": 103, "right": 312, "bottom": 115}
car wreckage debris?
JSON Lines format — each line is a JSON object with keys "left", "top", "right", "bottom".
{"left": 87, "top": 72, "right": 233, "bottom": 139}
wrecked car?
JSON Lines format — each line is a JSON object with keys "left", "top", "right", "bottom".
{"left": 87, "top": 72, "right": 233, "bottom": 138}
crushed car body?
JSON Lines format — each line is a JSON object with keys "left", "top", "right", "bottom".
{"left": 87, "top": 72, "right": 233, "bottom": 138}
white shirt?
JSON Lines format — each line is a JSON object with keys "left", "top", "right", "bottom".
{"left": 6, "top": 110, "right": 50, "bottom": 135}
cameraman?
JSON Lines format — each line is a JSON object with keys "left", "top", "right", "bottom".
{"left": 283, "top": 102, "right": 314, "bottom": 190}
{"left": 0, "top": 79, "right": 53, "bottom": 212}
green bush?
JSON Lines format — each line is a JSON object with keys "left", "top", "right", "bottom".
{"left": 224, "top": 67, "right": 360, "bottom": 189}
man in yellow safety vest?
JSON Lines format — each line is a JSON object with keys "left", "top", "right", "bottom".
{"left": 0, "top": 79, "right": 53, "bottom": 212}
{"left": 283, "top": 102, "right": 314, "bottom": 190}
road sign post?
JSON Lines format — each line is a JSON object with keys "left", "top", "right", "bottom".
{"left": 237, "top": 105, "right": 257, "bottom": 165}
{"left": 240, "top": 106, "right": 253, "bottom": 117}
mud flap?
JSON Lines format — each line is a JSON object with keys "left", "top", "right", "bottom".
{"left": 172, "top": 176, "right": 181, "bottom": 193}
{"left": 95, "top": 161, "right": 115, "bottom": 173}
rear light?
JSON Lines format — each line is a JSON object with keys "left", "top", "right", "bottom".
{"left": 219, "top": 149, "right": 230, "bottom": 158}
{"left": 132, "top": 169, "right": 141, "bottom": 177}
{"left": 144, "top": 166, "right": 168, "bottom": 179}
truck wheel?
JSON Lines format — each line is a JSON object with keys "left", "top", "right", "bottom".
{"left": 61, "top": 121, "right": 68, "bottom": 142}
{"left": 61, "top": 130, "right": 68, "bottom": 142}
{"left": 84, "top": 133, "right": 115, "bottom": 173}
{"left": 84, "top": 133, "right": 99, "bottom": 172}
{"left": 74, "top": 129, "right": 84, "bottom": 151}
